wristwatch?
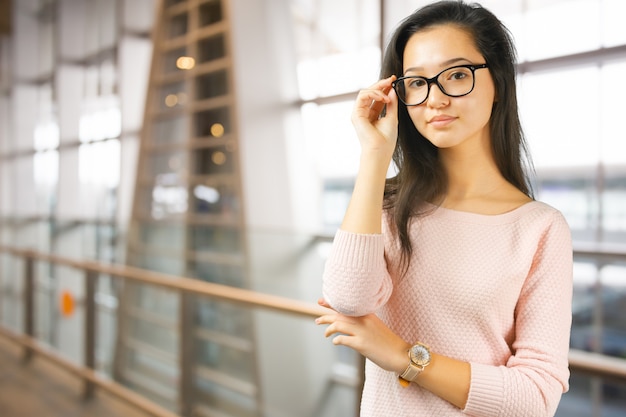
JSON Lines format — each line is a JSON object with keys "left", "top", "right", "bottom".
{"left": 398, "top": 342, "right": 431, "bottom": 387}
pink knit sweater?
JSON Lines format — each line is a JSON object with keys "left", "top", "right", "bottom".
{"left": 322, "top": 201, "right": 573, "bottom": 417}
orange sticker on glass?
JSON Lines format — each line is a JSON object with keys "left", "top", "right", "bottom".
{"left": 60, "top": 291, "right": 74, "bottom": 317}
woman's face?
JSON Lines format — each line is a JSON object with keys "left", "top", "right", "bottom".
{"left": 402, "top": 24, "right": 496, "bottom": 152}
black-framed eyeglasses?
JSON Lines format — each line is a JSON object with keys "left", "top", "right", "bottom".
{"left": 392, "top": 63, "right": 489, "bottom": 106}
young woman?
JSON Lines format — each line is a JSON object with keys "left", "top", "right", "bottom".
{"left": 316, "top": 1, "right": 573, "bottom": 416}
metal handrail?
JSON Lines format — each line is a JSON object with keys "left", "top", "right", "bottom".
{"left": 0, "top": 245, "right": 326, "bottom": 318}
{"left": 0, "top": 244, "right": 625, "bottom": 417}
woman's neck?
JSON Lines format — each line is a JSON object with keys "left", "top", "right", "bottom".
{"left": 438, "top": 148, "right": 530, "bottom": 215}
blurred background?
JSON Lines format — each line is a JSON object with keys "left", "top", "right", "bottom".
{"left": 0, "top": 0, "right": 625, "bottom": 416}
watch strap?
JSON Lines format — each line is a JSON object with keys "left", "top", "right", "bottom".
{"left": 401, "top": 362, "right": 422, "bottom": 380}
{"left": 398, "top": 362, "right": 423, "bottom": 386}
{"left": 398, "top": 342, "right": 431, "bottom": 387}
{"left": 398, "top": 376, "right": 411, "bottom": 387}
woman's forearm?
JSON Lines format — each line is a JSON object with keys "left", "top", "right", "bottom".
{"left": 341, "top": 150, "right": 392, "bottom": 234}
{"left": 412, "top": 352, "right": 471, "bottom": 410}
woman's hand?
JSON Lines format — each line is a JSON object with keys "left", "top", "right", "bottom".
{"left": 351, "top": 76, "right": 399, "bottom": 160}
{"left": 317, "top": 299, "right": 471, "bottom": 408}
{"left": 316, "top": 298, "right": 410, "bottom": 373}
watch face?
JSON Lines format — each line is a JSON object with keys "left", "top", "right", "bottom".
{"left": 409, "top": 344, "right": 431, "bottom": 366}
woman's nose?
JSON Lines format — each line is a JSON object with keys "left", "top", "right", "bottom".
{"left": 426, "top": 82, "right": 449, "bottom": 107}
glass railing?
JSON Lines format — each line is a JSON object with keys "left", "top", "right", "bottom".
{"left": 0, "top": 236, "right": 359, "bottom": 417}
{"left": 558, "top": 241, "right": 626, "bottom": 416}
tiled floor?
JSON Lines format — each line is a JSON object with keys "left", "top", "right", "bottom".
{"left": 0, "top": 336, "right": 154, "bottom": 417}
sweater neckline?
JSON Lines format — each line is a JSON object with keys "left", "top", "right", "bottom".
{"left": 424, "top": 200, "right": 543, "bottom": 225}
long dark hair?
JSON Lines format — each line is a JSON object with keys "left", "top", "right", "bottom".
{"left": 381, "top": 1, "right": 534, "bottom": 269}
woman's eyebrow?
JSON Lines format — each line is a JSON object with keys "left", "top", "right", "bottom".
{"left": 404, "top": 57, "right": 473, "bottom": 75}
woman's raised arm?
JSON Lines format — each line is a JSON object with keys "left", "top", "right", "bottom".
{"left": 340, "top": 75, "right": 398, "bottom": 234}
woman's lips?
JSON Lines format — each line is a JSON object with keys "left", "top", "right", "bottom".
{"left": 428, "top": 115, "right": 457, "bottom": 128}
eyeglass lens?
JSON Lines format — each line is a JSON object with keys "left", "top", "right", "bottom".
{"left": 395, "top": 66, "right": 477, "bottom": 106}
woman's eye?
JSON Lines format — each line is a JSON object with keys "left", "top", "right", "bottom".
{"left": 408, "top": 78, "right": 426, "bottom": 88}
{"left": 449, "top": 71, "right": 469, "bottom": 80}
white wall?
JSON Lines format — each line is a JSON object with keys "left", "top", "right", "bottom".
{"left": 230, "top": 0, "right": 322, "bottom": 233}
{"left": 230, "top": 1, "right": 339, "bottom": 415}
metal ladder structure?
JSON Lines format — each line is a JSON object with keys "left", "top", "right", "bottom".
{"left": 115, "top": 0, "right": 261, "bottom": 415}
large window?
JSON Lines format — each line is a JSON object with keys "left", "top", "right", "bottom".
{"left": 0, "top": 0, "right": 156, "bottom": 378}
{"left": 293, "top": 0, "right": 626, "bottom": 238}
{"left": 291, "top": 0, "right": 381, "bottom": 99}
{"left": 291, "top": 0, "right": 382, "bottom": 230}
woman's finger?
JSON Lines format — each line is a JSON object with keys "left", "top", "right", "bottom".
{"left": 315, "top": 314, "right": 332, "bottom": 325}
{"left": 355, "top": 76, "right": 396, "bottom": 110}
{"left": 331, "top": 334, "right": 351, "bottom": 346}
{"left": 382, "top": 84, "right": 398, "bottom": 119}
{"left": 318, "top": 318, "right": 343, "bottom": 336}
{"left": 315, "top": 313, "right": 352, "bottom": 326}
{"left": 366, "top": 77, "right": 396, "bottom": 115}
{"left": 355, "top": 90, "right": 389, "bottom": 115}
{"left": 317, "top": 298, "right": 332, "bottom": 309}
{"left": 324, "top": 323, "right": 344, "bottom": 338}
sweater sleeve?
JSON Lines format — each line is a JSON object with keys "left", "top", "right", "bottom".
{"left": 464, "top": 210, "right": 573, "bottom": 417}
{"left": 321, "top": 229, "right": 393, "bottom": 316}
